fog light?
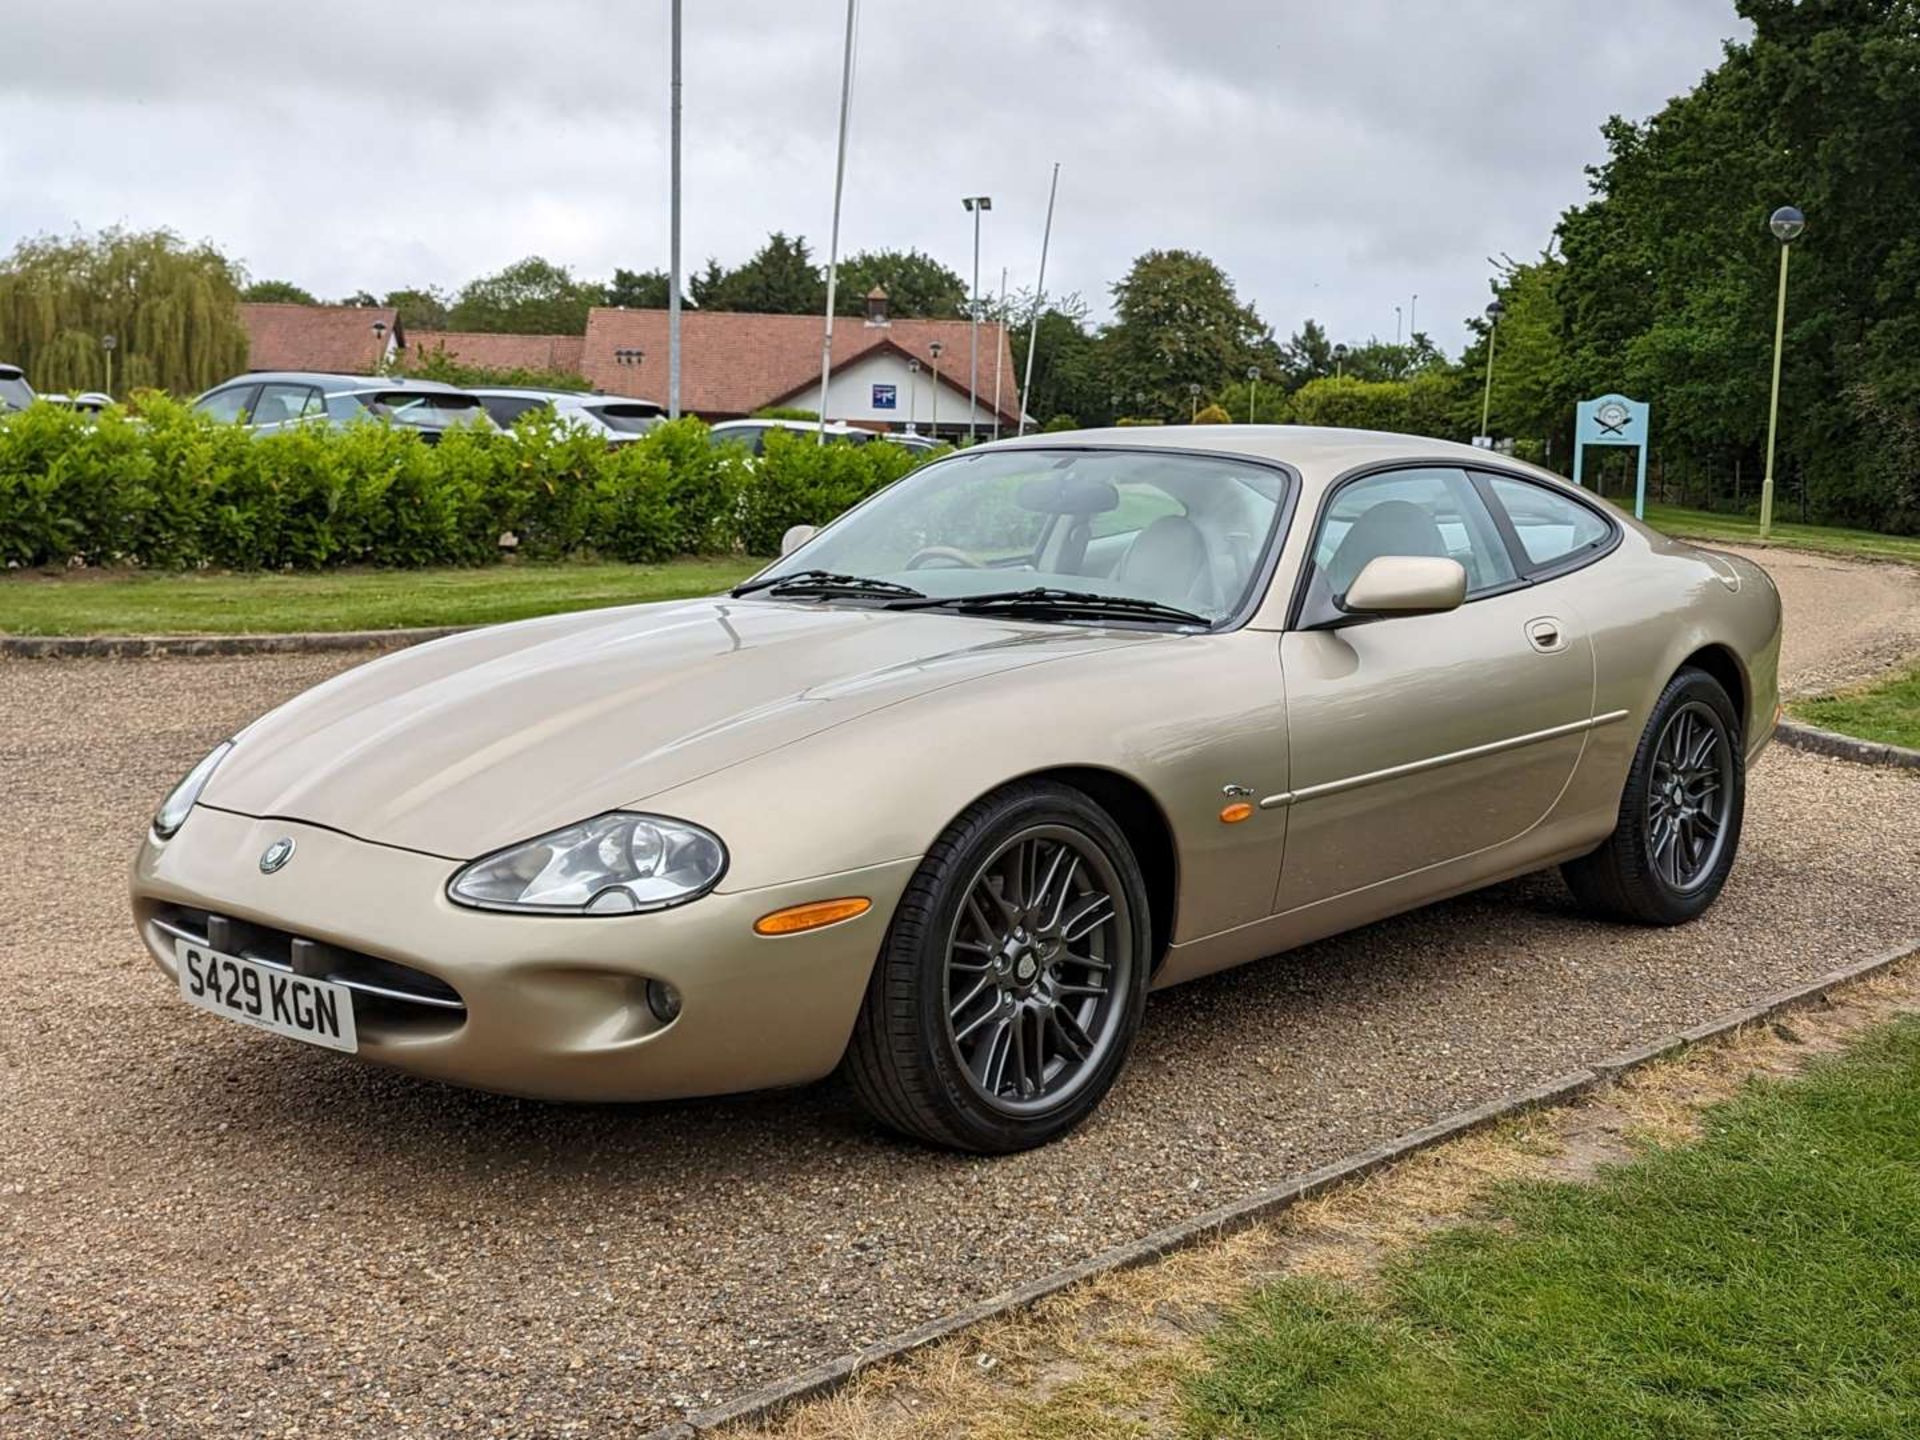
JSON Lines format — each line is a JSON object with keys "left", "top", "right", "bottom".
{"left": 645, "top": 979, "right": 682, "bottom": 1024}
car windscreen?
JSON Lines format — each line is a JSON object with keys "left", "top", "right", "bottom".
{"left": 586, "top": 403, "right": 661, "bottom": 435}
{"left": 363, "top": 391, "right": 491, "bottom": 429}
{"left": 0, "top": 373, "right": 33, "bottom": 411}
{"left": 755, "top": 447, "right": 1289, "bottom": 625}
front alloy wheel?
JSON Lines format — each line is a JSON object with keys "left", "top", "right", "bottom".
{"left": 847, "top": 781, "right": 1151, "bottom": 1152}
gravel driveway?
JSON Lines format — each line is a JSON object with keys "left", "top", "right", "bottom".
{"left": 3, "top": 552, "right": 1916, "bottom": 1437}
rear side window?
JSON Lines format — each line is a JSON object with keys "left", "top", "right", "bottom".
{"left": 365, "top": 391, "right": 489, "bottom": 429}
{"left": 710, "top": 425, "right": 767, "bottom": 455}
{"left": 1484, "top": 475, "right": 1613, "bottom": 571}
{"left": 0, "top": 371, "right": 33, "bottom": 411}
{"left": 481, "top": 396, "right": 547, "bottom": 427}
{"left": 251, "top": 383, "right": 323, "bottom": 425}
{"left": 588, "top": 403, "right": 660, "bottom": 435}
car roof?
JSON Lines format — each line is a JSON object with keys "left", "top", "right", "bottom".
{"left": 713, "top": 418, "right": 863, "bottom": 434}
{"left": 466, "top": 387, "right": 659, "bottom": 406}
{"left": 983, "top": 424, "right": 1568, "bottom": 488}
{"left": 212, "top": 372, "right": 473, "bottom": 397}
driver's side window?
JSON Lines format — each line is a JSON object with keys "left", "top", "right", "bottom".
{"left": 1312, "top": 467, "right": 1515, "bottom": 600}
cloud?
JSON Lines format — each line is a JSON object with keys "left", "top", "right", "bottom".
{"left": 0, "top": 0, "right": 1742, "bottom": 353}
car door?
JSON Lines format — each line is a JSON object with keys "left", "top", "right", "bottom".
{"left": 1272, "top": 464, "right": 1595, "bottom": 913}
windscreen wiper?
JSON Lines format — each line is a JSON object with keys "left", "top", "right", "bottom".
{"left": 901, "top": 587, "right": 1212, "bottom": 628}
{"left": 731, "top": 569, "right": 928, "bottom": 600}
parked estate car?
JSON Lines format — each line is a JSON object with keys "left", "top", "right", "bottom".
{"left": 192, "top": 372, "right": 493, "bottom": 442}
{"left": 706, "top": 418, "right": 885, "bottom": 454}
{"left": 0, "top": 363, "right": 34, "bottom": 412}
{"left": 469, "top": 387, "right": 663, "bottom": 442}
{"left": 133, "top": 426, "right": 1780, "bottom": 1153}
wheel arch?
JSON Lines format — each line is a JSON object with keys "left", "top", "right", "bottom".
{"left": 1677, "top": 642, "right": 1750, "bottom": 739}
{"left": 956, "top": 765, "right": 1180, "bottom": 974}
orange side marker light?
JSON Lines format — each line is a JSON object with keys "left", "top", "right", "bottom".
{"left": 1219, "top": 802, "right": 1254, "bottom": 824}
{"left": 754, "top": 897, "right": 873, "bottom": 936}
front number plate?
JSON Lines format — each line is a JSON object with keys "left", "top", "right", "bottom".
{"left": 175, "top": 939, "right": 359, "bottom": 1053}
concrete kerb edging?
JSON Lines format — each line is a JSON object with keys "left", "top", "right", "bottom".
{"left": 1775, "top": 718, "right": 1920, "bottom": 769}
{"left": 644, "top": 939, "right": 1920, "bottom": 1440}
{"left": 0, "top": 625, "right": 473, "bottom": 659}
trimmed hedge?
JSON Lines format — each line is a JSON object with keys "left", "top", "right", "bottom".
{"left": 0, "top": 396, "right": 943, "bottom": 569}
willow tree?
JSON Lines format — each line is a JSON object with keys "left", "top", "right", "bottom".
{"left": 0, "top": 227, "right": 250, "bottom": 398}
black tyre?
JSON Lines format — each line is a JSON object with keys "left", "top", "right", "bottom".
{"left": 846, "top": 780, "right": 1151, "bottom": 1153}
{"left": 1563, "top": 666, "right": 1745, "bottom": 925}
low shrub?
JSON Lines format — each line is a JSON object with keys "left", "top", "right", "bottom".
{"left": 0, "top": 395, "right": 942, "bottom": 570}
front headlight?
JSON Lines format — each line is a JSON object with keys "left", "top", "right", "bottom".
{"left": 448, "top": 812, "right": 727, "bottom": 915}
{"left": 153, "top": 740, "right": 233, "bottom": 839}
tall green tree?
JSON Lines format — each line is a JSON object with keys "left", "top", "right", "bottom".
{"left": 384, "top": 286, "right": 452, "bottom": 332}
{"left": 691, "top": 232, "right": 824, "bottom": 314}
{"left": 1102, "top": 250, "right": 1270, "bottom": 420}
{"left": 448, "top": 257, "right": 606, "bottom": 335}
{"left": 835, "top": 249, "right": 968, "bottom": 318}
{"left": 242, "top": 279, "right": 316, "bottom": 305}
{"left": 1550, "top": 0, "right": 1920, "bottom": 529}
{"left": 606, "top": 267, "right": 688, "bottom": 310}
{"left": 0, "top": 227, "right": 249, "bottom": 397}
{"left": 1006, "top": 293, "right": 1110, "bottom": 427}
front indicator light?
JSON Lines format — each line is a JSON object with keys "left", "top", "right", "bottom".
{"left": 754, "top": 897, "right": 872, "bottom": 936}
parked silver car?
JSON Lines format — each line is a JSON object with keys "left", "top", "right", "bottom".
{"left": 0, "top": 364, "right": 33, "bottom": 413}
{"left": 192, "top": 373, "right": 493, "bottom": 442}
{"left": 468, "top": 387, "right": 663, "bottom": 443}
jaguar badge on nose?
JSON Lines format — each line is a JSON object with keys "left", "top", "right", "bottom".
{"left": 259, "top": 837, "right": 296, "bottom": 874}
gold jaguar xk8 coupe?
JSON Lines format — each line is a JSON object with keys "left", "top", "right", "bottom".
{"left": 133, "top": 427, "right": 1782, "bottom": 1151}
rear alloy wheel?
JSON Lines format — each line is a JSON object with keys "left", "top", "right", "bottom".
{"left": 1563, "top": 666, "right": 1745, "bottom": 925}
{"left": 846, "top": 781, "right": 1151, "bottom": 1152}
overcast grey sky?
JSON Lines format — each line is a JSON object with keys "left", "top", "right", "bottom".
{"left": 0, "top": 0, "right": 1744, "bottom": 354}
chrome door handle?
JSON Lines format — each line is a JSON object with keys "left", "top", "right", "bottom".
{"left": 1525, "top": 617, "right": 1566, "bottom": 654}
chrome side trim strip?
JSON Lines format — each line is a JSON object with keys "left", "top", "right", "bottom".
{"left": 150, "top": 914, "right": 466, "bottom": 1011}
{"left": 1260, "top": 708, "right": 1629, "bottom": 810}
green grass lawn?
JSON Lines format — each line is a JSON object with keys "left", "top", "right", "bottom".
{"left": 1643, "top": 502, "right": 1920, "bottom": 566}
{"left": 0, "top": 557, "right": 761, "bottom": 636}
{"left": 1183, "top": 1017, "right": 1920, "bottom": 1437}
{"left": 1792, "top": 664, "right": 1920, "bottom": 750}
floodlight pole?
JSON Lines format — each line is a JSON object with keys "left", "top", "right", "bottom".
{"left": 668, "top": 0, "right": 683, "bottom": 419}
{"left": 963, "top": 196, "right": 990, "bottom": 445}
{"left": 1478, "top": 299, "right": 1505, "bottom": 440}
{"left": 815, "top": 0, "right": 858, "bottom": 444}
{"left": 991, "top": 266, "right": 1007, "bottom": 441}
{"left": 1760, "top": 205, "right": 1805, "bottom": 539}
{"left": 1016, "top": 162, "right": 1059, "bottom": 437}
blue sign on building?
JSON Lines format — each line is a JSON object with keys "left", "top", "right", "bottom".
{"left": 872, "top": 383, "right": 897, "bottom": 410}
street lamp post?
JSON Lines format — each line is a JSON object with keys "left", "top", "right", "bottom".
{"left": 370, "top": 321, "right": 389, "bottom": 374}
{"left": 1760, "top": 205, "right": 1805, "bottom": 540}
{"left": 1478, "top": 298, "right": 1505, "bottom": 442}
{"left": 962, "top": 196, "right": 991, "bottom": 445}
{"left": 102, "top": 333, "right": 117, "bottom": 398}
{"left": 668, "top": 0, "right": 683, "bottom": 418}
{"left": 1333, "top": 343, "right": 1348, "bottom": 380}
{"left": 1394, "top": 305, "right": 1403, "bottom": 346}
{"left": 1189, "top": 382, "right": 1202, "bottom": 423}
{"left": 929, "top": 339, "right": 944, "bottom": 438}
{"left": 1245, "top": 365, "right": 1259, "bottom": 424}
{"left": 906, "top": 358, "right": 921, "bottom": 434}
{"left": 1410, "top": 293, "right": 1418, "bottom": 340}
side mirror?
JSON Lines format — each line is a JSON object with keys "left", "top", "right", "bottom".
{"left": 779, "top": 523, "right": 818, "bottom": 557}
{"left": 1341, "top": 555, "right": 1467, "bottom": 618}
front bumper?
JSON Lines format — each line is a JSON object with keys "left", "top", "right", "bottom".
{"left": 131, "top": 806, "right": 920, "bottom": 1101}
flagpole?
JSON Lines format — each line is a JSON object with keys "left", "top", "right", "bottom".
{"left": 815, "top": 0, "right": 858, "bottom": 443}
{"left": 1016, "top": 162, "right": 1059, "bottom": 438}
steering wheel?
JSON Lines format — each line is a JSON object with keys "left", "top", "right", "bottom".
{"left": 905, "top": 546, "right": 988, "bottom": 571}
